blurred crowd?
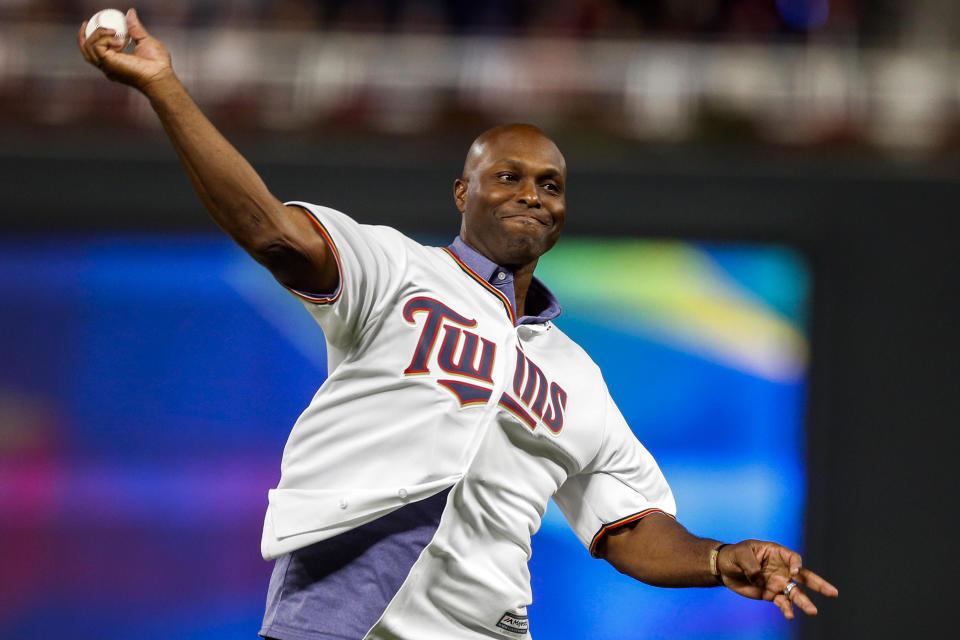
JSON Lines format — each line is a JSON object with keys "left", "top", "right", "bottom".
{"left": 0, "top": 0, "right": 918, "bottom": 42}
{"left": 1, "top": 0, "right": 958, "bottom": 152}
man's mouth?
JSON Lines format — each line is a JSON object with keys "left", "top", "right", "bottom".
{"left": 501, "top": 213, "right": 550, "bottom": 227}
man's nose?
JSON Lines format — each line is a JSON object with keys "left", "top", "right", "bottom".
{"left": 517, "top": 179, "right": 541, "bottom": 207}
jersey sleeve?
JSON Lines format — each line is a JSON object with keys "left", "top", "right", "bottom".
{"left": 553, "top": 389, "right": 677, "bottom": 557}
{"left": 283, "top": 201, "right": 405, "bottom": 349}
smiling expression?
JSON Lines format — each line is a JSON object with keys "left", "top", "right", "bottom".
{"left": 454, "top": 124, "right": 567, "bottom": 270}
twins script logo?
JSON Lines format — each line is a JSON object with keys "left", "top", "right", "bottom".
{"left": 402, "top": 297, "right": 567, "bottom": 433}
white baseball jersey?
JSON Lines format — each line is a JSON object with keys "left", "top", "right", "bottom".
{"left": 260, "top": 202, "right": 676, "bottom": 639}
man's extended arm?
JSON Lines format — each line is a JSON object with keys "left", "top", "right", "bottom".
{"left": 598, "top": 511, "right": 838, "bottom": 620}
{"left": 78, "top": 9, "right": 336, "bottom": 294}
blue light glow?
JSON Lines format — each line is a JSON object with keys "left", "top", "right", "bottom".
{"left": 0, "top": 236, "right": 809, "bottom": 639}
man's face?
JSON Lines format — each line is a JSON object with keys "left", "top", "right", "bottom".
{"left": 454, "top": 127, "right": 567, "bottom": 269}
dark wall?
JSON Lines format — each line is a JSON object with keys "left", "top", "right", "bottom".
{"left": 3, "top": 140, "right": 956, "bottom": 637}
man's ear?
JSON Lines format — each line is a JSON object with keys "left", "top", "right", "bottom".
{"left": 453, "top": 178, "right": 467, "bottom": 213}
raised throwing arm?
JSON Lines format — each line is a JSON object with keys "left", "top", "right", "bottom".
{"left": 597, "top": 511, "right": 839, "bottom": 620}
{"left": 78, "top": 9, "right": 337, "bottom": 294}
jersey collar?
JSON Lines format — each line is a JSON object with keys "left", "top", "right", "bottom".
{"left": 446, "top": 236, "right": 562, "bottom": 326}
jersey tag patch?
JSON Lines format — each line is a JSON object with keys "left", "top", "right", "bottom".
{"left": 496, "top": 611, "right": 529, "bottom": 635}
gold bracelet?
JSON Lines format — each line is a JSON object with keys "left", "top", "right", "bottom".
{"left": 710, "top": 543, "right": 728, "bottom": 583}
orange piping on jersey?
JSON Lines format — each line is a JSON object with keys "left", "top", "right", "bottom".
{"left": 588, "top": 508, "right": 674, "bottom": 557}
{"left": 287, "top": 207, "right": 343, "bottom": 304}
{"left": 442, "top": 247, "right": 517, "bottom": 326}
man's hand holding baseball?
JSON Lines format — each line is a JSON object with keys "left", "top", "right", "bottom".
{"left": 79, "top": 8, "right": 173, "bottom": 94}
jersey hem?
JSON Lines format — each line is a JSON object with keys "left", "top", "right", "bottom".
{"left": 260, "top": 621, "right": 360, "bottom": 640}
{"left": 284, "top": 202, "right": 344, "bottom": 304}
{"left": 588, "top": 507, "right": 673, "bottom": 557}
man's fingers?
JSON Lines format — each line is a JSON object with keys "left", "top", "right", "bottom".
{"left": 78, "top": 22, "right": 97, "bottom": 64}
{"left": 789, "top": 553, "right": 802, "bottom": 577}
{"left": 773, "top": 593, "right": 795, "bottom": 620}
{"left": 788, "top": 585, "right": 820, "bottom": 616}
{"left": 126, "top": 8, "right": 150, "bottom": 44}
{"left": 87, "top": 28, "right": 130, "bottom": 73}
{"left": 91, "top": 28, "right": 125, "bottom": 54}
{"left": 797, "top": 567, "right": 840, "bottom": 598}
{"left": 80, "top": 25, "right": 131, "bottom": 74}
{"left": 84, "top": 27, "right": 115, "bottom": 53}
{"left": 81, "top": 28, "right": 118, "bottom": 66}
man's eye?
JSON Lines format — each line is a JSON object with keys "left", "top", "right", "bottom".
{"left": 497, "top": 173, "right": 517, "bottom": 181}
{"left": 542, "top": 183, "right": 560, "bottom": 193}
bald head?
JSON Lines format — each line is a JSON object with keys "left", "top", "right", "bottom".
{"left": 453, "top": 123, "right": 567, "bottom": 270}
{"left": 462, "top": 123, "right": 566, "bottom": 181}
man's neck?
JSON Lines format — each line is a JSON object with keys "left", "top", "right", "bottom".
{"left": 457, "top": 235, "right": 540, "bottom": 317}
{"left": 511, "top": 260, "right": 538, "bottom": 318}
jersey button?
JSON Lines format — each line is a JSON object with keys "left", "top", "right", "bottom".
{"left": 496, "top": 271, "right": 507, "bottom": 281}
{"left": 338, "top": 498, "right": 348, "bottom": 509}
{"left": 397, "top": 488, "right": 408, "bottom": 500}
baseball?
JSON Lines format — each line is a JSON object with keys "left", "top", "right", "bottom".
{"left": 84, "top": 9, "right": 130, "bottom": 48}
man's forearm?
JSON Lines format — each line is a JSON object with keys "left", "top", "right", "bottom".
{"left": 600, "top": 512, "right": 721, "bottom": 588}
{"left": 143, "top": 73, "right": 290, "bottom": 257}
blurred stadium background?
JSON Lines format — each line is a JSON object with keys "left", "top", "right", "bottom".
{"left": 1, "top": 1, "right": 956, "bottom": 638}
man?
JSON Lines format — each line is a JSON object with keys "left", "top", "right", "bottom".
{"left": 80, "top": 10, "right": 838, "bottom": 640}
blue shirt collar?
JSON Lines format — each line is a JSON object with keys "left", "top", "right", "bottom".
{"left": 447, "top": 236, "right": 562, "bottom": 325}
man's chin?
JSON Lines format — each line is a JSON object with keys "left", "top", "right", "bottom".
{"left": 499, "top": 233, "right": 557, "bottom": 266}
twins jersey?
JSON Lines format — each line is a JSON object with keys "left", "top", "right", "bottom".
{"left": 260, "top": 202, "right": 676, "bottom": 639}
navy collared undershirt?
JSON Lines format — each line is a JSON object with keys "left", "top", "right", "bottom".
{"left": 447, "top": 236, "right": 562, "bottom": 325}
{"left": 260, "top": 237, "right": 562, "bottom": 640}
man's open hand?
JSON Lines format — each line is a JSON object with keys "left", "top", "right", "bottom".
{"left": 717, "top": 540, "right": 839, "bottom": 619}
